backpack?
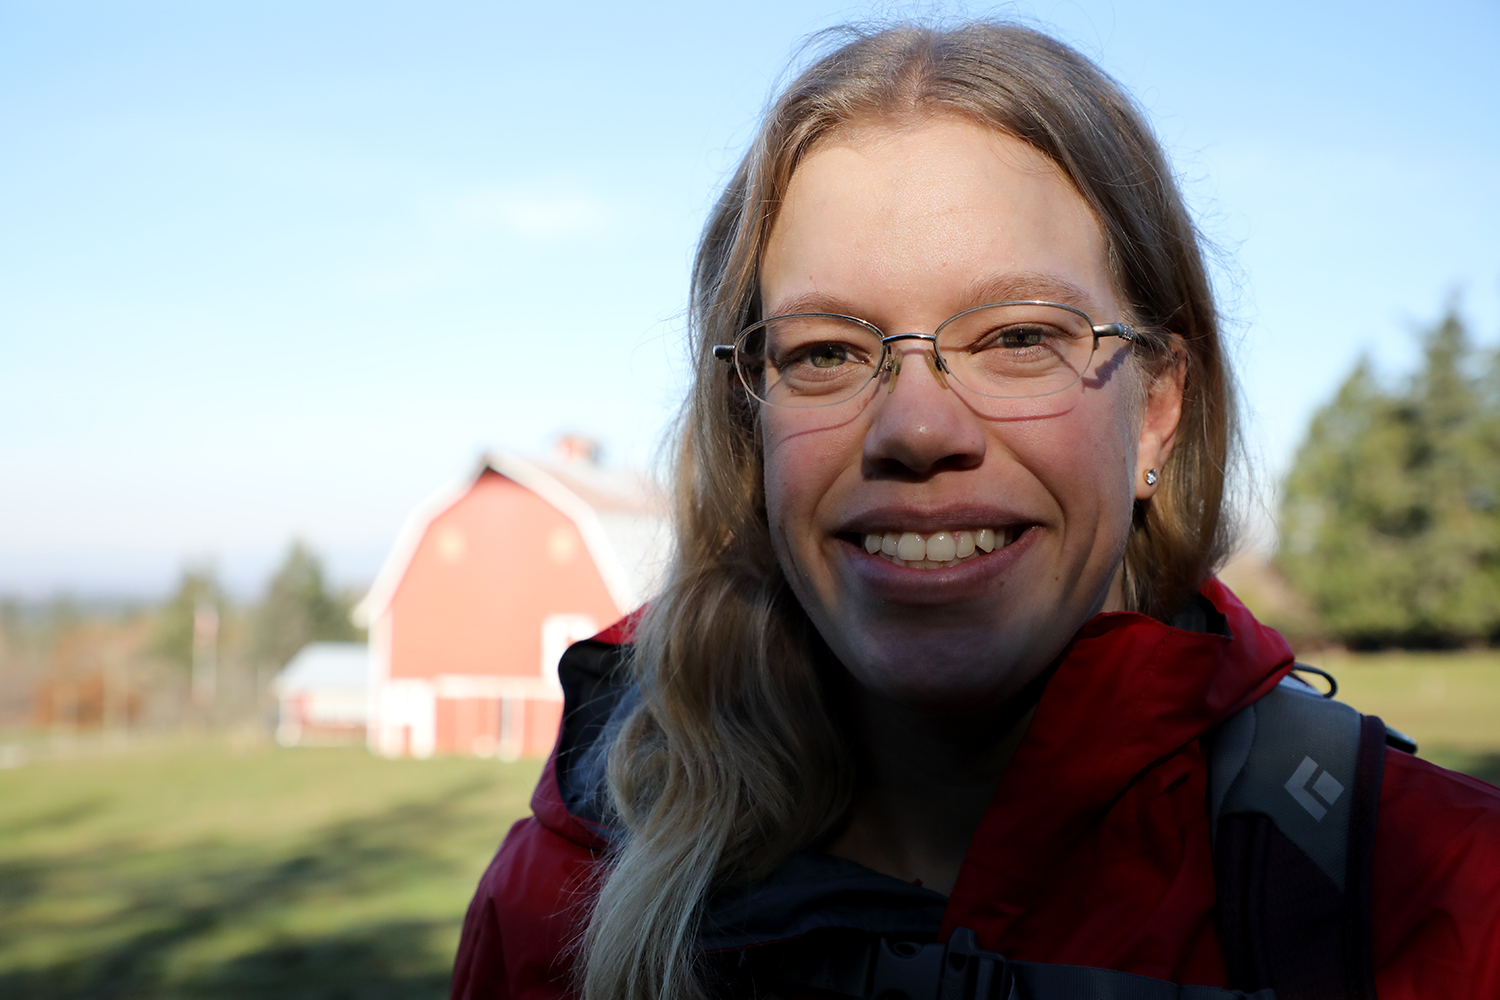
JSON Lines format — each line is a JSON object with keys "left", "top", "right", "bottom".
{"left": 732, "top": 668, "right": 1415, "bottom": 1000}
{"left": 1211, "top": 668, "right": 1413, "bottom": 1000}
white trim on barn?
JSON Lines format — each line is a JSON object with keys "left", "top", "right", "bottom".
{"left": 365, "top": 611, "right": 393, "bottom": 754}
{"left": 355, "top": 448, "right": 666, "bottom": 759}
{"left": 353, "top": 451, "right": 664, "bottom": 628}
{"left": 353, "top": 465, "right": 487, "bottom": 630}
{"left": 482, "top": 454, "right": 638, "bottom": 614}
{"left": 375, "top": 678, "right": 437, "bottom": 759}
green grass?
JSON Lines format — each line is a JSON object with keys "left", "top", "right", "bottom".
{"left": 1301, "top": 649, "right": 1500, "bottom": 785}
{"left": 0, "top": 736, "right": 542, "bottom": 999}
{"left": 2, "top": 655, "right": 1496, "bottom": 998}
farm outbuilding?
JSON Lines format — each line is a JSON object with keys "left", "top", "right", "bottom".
{"left": 355, "top": 442, "right": 665, "bottom": 760}
{"left": 273, "top": 642, "right": 370, "bottom": 746}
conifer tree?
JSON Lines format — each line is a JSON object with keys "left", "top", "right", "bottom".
{"left": 251, "top": 542, "right": 361, "bottom": 669}
{"left": 150, "top": 568, "right": 224, "bottom": 671}
{"left": 1278, "top": 308, "right": 1500, "bottom": 645}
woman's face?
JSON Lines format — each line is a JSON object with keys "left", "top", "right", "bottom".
{"left": 759, "top": 118, "right": 1182, "bottom": 714}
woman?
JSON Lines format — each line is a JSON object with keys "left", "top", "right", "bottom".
{"left": 453, "top": 22, "right": 1500, "bottom": 1000}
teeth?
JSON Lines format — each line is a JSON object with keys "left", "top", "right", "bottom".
{"left": 926, "top": 531, "right": 956, "bottom": 562}
{"left": 896, "top": 533, "right": 925, "bottom": 561}
{"left": 858, "top": 527, "right": 1023, "bottom": 567}
{"left": 924, "top": 530, "right": 960, "bottom": 563}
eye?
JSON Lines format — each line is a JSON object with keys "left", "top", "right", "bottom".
{"left": 995, "top": 324, "right": 1054, "bottom": 350}
{"left": 806, "top": 342, "right": 850, "bottom": 368}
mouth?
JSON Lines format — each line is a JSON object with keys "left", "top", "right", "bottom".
{"left": 847, "top": 526, "right": 1031, "bottom": 569}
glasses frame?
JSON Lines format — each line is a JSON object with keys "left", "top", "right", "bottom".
{"left": 711, "top": 299, "right": 1139, "bottom": 409}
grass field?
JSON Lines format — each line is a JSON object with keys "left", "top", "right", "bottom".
{"left": 1305, "top": 649, "right": 1500, "bottom": 785}
{"left": 1, "top": 653, "right": 1495, "bottom": 999}
{"left": 0, "top": 737, "right": 542, "bottom": 999}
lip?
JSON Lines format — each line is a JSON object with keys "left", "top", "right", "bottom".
{"left": 836, "top": 502, "right": 1037, "bottom": 536}
{"left": 835, "top": 522, "right": 1040, "bottom": 606}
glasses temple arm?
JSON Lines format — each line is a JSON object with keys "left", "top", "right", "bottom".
{"left": 1092, "top": 323, "right": 1137, "bottom": 343}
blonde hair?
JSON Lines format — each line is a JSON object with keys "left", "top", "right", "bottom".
{"left": 582, "top": 21, "right": 1239, "bottom": 1000}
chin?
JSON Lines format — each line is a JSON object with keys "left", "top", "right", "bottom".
{"left": 833, "top": 629, "right": 1038, "bottom": 715}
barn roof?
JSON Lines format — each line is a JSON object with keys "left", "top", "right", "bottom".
{"left": 274, "top": 642, "right": 370, "bottom": 695}
{"left": 352, "top": 450, "right": 668, "bottom": 626}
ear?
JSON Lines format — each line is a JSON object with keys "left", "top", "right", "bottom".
{"left": 1135, "top": 346, "right": 1185, "bottom": 500}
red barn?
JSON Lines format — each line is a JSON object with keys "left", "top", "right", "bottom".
{"left": 356, "top": 444, "right": 665, "bottom": 759}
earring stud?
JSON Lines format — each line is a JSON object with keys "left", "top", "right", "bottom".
{"left": 1144, "top": 468, "right": 1159, "bottom": 487}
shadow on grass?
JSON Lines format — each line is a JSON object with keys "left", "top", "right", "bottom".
{"left": 0, "top": 920, "right": 453, "bottom": 1000}
{"left": 1450, "top": 752, "right": 1500, "bottom": 788}
{"left": 0, "top": 778, "right": 497, "bottom": 1000}
{"left": 0, "top": 797, "right": 110, "bottom": 839}
{"left": 182, "top": 920, "right": 453, "bottom": 1000}
{"left": 1417, "top": 745, "right": 1500, "bottom": 788}
{"left": 0, "top": 858, "right": 48, "bottom": 913}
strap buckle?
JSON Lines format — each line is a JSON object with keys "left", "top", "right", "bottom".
{"left": 869, "top": 928, "right": 1015, "bottom": 1000}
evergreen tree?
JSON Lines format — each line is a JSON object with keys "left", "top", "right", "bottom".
{"left": 251, "top": 542, "right": 362, "bottom": 669}
{"left": 1278, "top": 308, "right": 1500, "bottom": 645}
{"left": 150, "top": 568, "right": 224, "bottom": 671}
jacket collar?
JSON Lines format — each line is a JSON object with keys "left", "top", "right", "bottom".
{"left": 940, "top": 577, "right": 1294, "bottom": 939}
{"left": 532, "top": 580, "right": 1295, "bottom": 949}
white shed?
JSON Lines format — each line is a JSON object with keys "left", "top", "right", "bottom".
{"left": 274, "top": 642, "right": 370, "bottom": 746}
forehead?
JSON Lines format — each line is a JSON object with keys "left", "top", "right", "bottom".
{"left": 761, "top": 118, "right": 1117, "bottom": 323}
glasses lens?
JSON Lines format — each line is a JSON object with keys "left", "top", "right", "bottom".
{"left": 737, "top": 315, "right": 882, "bottom": 407}
{"left": 935, "top": 303, "right": 1097, "bottom": 399}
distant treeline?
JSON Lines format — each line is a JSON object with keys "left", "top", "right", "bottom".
{"left": 1277, "top": 304, "right": 1500, "bottom": 648}
{"left": 0, "top": 542, "right": 362, "bottom": 732}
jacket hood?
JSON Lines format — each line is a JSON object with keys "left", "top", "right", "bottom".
{"left": 526, "top": 612, "right": 640, "bottom": 852}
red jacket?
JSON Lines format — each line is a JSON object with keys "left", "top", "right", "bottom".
{"left": 452, "top": 580, "right": 1500, "bottom": 999}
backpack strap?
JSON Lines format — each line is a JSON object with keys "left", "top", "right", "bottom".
{"left": 720, "top": 665, "right": 1408, "bottom": 1000}
{"left": 742, "top": 927, "right": 1275, "bottom": 1000}
{"left": 1209, "top": 674, "right": 1388, "bottom": 1000}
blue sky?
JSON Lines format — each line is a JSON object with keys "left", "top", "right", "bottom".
{"left": 2, "top": 0, "right": 1497, "bottom": 598}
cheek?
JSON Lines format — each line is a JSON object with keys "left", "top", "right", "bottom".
{"left": 760, "top": 422, "right": 799, "bottom": 540}
{"left": 1011, "top": 395, "right": 1140, "bottom": 528}
{"left": 762, "top": 412, "right": 854, "bottom": 509}
{"left": 760, "top": 419, "right": 828, "bottom": 568}
{"left": 761, "top": 415, "right": 864, "bottom": 582}
{"left": 1071, "top": 403, "right": 1143, "bottom": 538}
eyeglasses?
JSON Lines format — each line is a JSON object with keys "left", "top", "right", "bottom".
{"left": 713, "top": 300, "right": 1137, "bottom": 410}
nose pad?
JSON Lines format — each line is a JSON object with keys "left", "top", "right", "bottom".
{"left": 881, "top": 342, "right": 951, "bottom": 394}
{"left": 927, "top": 350, "right": 951, "bottom": 390}
{"left": 865, "top": 341, "right": 983, "bottom": 476}
{"left": 881, "top": 352, "right": 901, "bottom": 393}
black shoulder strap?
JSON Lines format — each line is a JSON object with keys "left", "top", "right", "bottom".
{"left": 722, "top": 668, "right": 1404, "bottom": 1000}
{"left": 1209, "top": 675, "right": 1388, "bottom": 1000}
{"left": 742, "top": 928, "right": 1275, "bottom": 1000}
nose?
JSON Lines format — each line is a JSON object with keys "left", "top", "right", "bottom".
{"left": 862, "top": 341, "right": 986, "bottom": 477}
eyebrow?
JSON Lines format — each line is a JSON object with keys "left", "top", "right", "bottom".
{"left": 962, "top": 272, "right": 1099, "bottom": 312}
{"left": 762, "top": 290, "right": 868, "bottom": 319}
{"left": 763, "top": 271, "right": 1102, "bottom": 324}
